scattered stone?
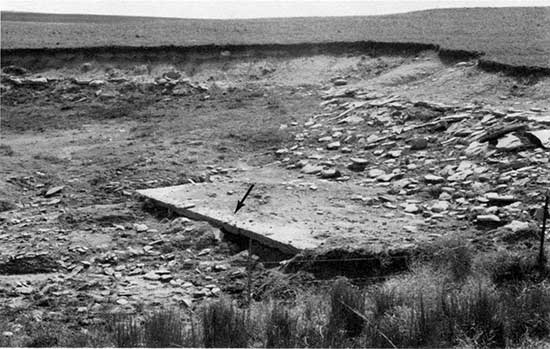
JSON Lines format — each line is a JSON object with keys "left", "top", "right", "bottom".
{"left": 89, "top": 79, "right": 105, "bottom": 87}
{"left": 527, "top": 115, "right": 550, "bottom": 125}
{"left": 44, "top": 185, "right": 64, "bottom": 197}
{"left": 326, "top": 141, "right": 341, "bottom": 150}
{"left": 430, "top": 200, "right": 450, "bottom": 212}
{"left": 479, "top": 124, "right": 527, "bottom": 143}
{"left": 133, "top": 223, "right": 148, "bottom": 232}
{"left": 410, "top": 137, "right": 428, "bottom": 150}
{"left": 368, "top": 169, "right": 386, "bottom": 178}
{"left": 116, "top": 298, "right": 129, "bottom": 305}
{"left": 528, "top": 129, "right": 550, "bottom": 148}
{"left": 143, "top": 271, "right": 161, "bottom": 281}
{"left": 404, "top": 204, "right": 420, "bottom": 214}
{"left": 465, "top": 141, "right": 488, "bottom": 156}
{"left": 424, "top": 174, "right": 445, "bottom": 184}
{"left": 340, "top": 115, "right": 364, "bottom": 124}
{"left": 503, "top": 220, "right": 531, "bottom": 233}
{"left": 301, "top": 164, "right": 323, "bottom": 175}
{"left": 333, "top": 78, "right": 348, "bottom": 86}
{"left": 320, "top": 168, "right": 341, "bottom": 179}
{"left": 275, "top": 148, "right": 289, "bottom": 156}
{"left": 496, "top": 134, "right": 524, "bottom": 151}
{"left": 476, "top": 214, "right": 501, "bottom": 224}
{"left": 348, "top": 158, "right": 368, "bottom": 171}
{"left": 485, "top": 192, "right": 516, "bottom": 205}
{"left": 387, "top": 150, "right": 402, "bottom": 158}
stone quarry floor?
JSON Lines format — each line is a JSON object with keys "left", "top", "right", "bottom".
{"left": 1, "top": 50, "right": 550, "bottom": 336}
{"left": 138, "top": 165, "right": 424, "bottom": 254}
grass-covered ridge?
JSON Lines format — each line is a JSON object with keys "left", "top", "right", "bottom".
{"left": 2, "top": 7, "right": 549, "bottom": 68}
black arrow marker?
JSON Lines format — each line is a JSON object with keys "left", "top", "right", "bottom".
{"left": 234, "top": 184, "right": 255, "bottom": 214}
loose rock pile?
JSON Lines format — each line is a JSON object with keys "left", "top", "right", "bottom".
{"left": 0, "top": 64, "right": 211, "bottom": 103}
{"left": 276, "top": 85, "right": 549, "bottom": 245}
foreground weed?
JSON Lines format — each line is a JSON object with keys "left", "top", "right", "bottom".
{"left": 265, "top": 304, "right": 297, "bottom": 348}
{"left": 202, "top": 298, "right": 248, "bottom": 348}
{"left": 325, "top": 278, "right": 365, "bottom": 346}
{"left": 111, "top": 314, "right": 141, "bottom": 348}
{"left": 143, "top": 310, "right": 187, "bottom": 347}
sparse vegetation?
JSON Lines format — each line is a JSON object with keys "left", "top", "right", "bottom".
{"left": 325, "top": 278, "right": 365, "bottom": 344}
{"left": 6, "top": 251, "right": 549, "bottom": 347}
{"left": 202, "top": 298, "right": 249, "bottom": 348}
{"left": 265, "top": 304, "right": 297, "bottom": 348}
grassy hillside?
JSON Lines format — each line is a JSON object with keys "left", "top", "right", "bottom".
{"left": 1, "top": 8, "right": 549, "bottom": 68}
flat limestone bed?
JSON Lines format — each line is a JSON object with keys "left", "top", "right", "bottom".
{"left": 137, "top": 167, "right": 424, "bottom": 255}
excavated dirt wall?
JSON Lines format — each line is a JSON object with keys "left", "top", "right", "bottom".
{"left": 2, "top": 41, "right": 477, "bottom": 72}
{"left": 4, "top": 40, "right": 547, "bottom": 77}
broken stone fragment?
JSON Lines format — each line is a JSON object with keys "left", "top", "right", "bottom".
{"left": 485, "top": 192, "right": 516, "bottom": 205}
{"left": 275, "top": 148, "right": 289, "bottom": 156}
{"left": 320, "top": 168, "right": 341, "bottom": 179}
{"left": 439, "top": 192, "right": 452, "bottom": 200}
{"left": 133, "top": 223, "right": 148, "bottom": 232}
{"left": 424, "top": 174, "right": 445, "bottom": 184}
{"left": 348, "top": 157, "right": 368, "bottom": 171}
{"left": 44, "top": 185, "right": 64, "bottom": 197}
{"left": 326, "top": 141, "right": 341, "bottom": 150}
{"left": 503, "top": 220, "right": 531, "bottom": 233}
{"left": 476, "top": 214, "right": 501, "bottom": 224}
{"left": 143, "top": 271, "right": 161, "bottom": 281}
{"left": 447, "top": 170, "right": 472, "bottom": 182}
{"left": 368, "top": 169, "right": 386, "bottom": 178}
{"left": 404, "top": 204, "right": 420, "bottom": 214}
{"left": 528, "top": 129, "right": 550, "bottom": 148}
{"left": 410, "top": 137, "right": 428, "bottom": 150}
{"left": 116, "top": 298, "right": 129, "bottom": 305}
{"left": 295, "top": 159, "right": 309, "bottom": 168}
{"left": 341, "top": 147, "right": 352, "bottom": 153}
{"left": 172, "top": 86, "right": 190, "bottom": 96}
{"left": 301, "top": 164, "right": 323, "bottom": 175}
{"left": 479, "top": 124, "right": 527, "bottom": 143}
{"left": 333, "top": 78, "right": 348, "bottom": 86}
{"left": 496, "top": 134, "right": 524, "bottom": 151}
{"left": 527, "top": 115, "right": 550, "bottom": 125}
{"left": 340, "top": 115, "right": 364, "bottom": 125}
{"left": 88, "top": 79, "right": 105, "bottom": 87}
{"left": 387, "top": 150, "right": 402, "bottom": 158}
{"left": 464, "top": 141, "right": 489, "bottom": 156}
{"left": 22, "top": 77, "right": 48, "bottom": 85}
{"left": 430, "top": 200, "right": 450, "bottom": 212}
{"left": 160, "top": 274, "right": 173, "bottom": 282}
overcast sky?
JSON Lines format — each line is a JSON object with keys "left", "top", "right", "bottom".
{"left": 2, "top": 0, "right": 549, "bottom": 19}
